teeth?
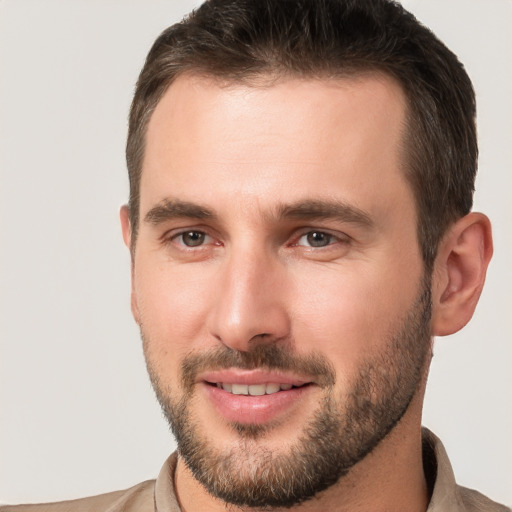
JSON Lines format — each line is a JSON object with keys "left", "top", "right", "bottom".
{"left": 265, "top": 383, "right": 280, "bottom": 394}
{"left": 216, "top": 382, "right": 297, "bottom": 395}
{"left": 232, "top": 384, "right": 248, "bottom": 395}
{"left": 248, "top": 384, "right": 266, "bottom": 396}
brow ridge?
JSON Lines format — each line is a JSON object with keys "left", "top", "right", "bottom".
{"left": 143, "top": 197, "right": 373, "bottom": 228}
{"left": 275, "top": 199, "right": 374, "bottom": 227}
{"left": 144, "top": 199, "right": 216, "bottom": 224}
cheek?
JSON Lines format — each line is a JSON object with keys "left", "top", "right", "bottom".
{"left": 133, "top": 260, "right": 215, "bottom": 371}
{"left": 289, "top": 261, "right": 421, "bottom": 374}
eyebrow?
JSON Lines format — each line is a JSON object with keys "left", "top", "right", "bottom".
{"left": 144, "top": 199, "right": 216, "bottom": 225}
{"left": 143, "top": 197, "right": 374, "bottom": 228}
{"left": 275, "top": 199, "right": 374, "bottom": 228}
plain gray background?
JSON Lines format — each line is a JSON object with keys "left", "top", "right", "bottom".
{"left": 1, "top": 0, "right": 511, "bottom": 506}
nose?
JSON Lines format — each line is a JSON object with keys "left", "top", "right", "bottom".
{"left": 207, "top": 247, "right": 291, "bottom": 352}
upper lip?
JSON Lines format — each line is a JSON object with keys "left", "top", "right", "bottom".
{"left": 198, "top": 369, "right": 313, "bottom": 386}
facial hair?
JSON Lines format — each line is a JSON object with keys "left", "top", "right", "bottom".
{"left": 143, "top": 279, "right": 432, "bottom": 509}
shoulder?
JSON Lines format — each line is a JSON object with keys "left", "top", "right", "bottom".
{"left": 0, "top": 480, "right": 156, "bottom": 512}
{"left": 458, "top": 486, "right": 511, "bottom": 512}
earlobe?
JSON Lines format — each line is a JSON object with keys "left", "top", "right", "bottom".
{"left": 119, "top": 205, "right": 141, "bottom": 325}
{"left": 431, "top": 213, "right": 493, "bottom": 336}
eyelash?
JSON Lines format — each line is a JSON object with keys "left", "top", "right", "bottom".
{"left": 293, "top": 230, "right": 348, "bottom": 249}
{"left": 163, "top": 228, "right": 349, "bottom": 251}
{"left": 167, "top": 230, "right": 216, "bottom": 248}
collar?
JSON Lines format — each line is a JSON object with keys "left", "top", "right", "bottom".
{"left": 423, "top": 427, "right": 467, "bottom": 511}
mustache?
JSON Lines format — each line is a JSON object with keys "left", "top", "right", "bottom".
{"left": 180, "top": 344, "right": 336, "bottom": 392}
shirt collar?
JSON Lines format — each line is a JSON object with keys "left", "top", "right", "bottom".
{"left": 155, "top": 452, "right": 180, "bottom": 512}
{"left": 423, "top": 427, "right": 467, "bottom": 512}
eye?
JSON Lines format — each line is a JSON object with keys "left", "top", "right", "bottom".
{"left": 297, "top": 231, "right": 336, "bottom": 248}
{"left": 173, "top": 230, "right": 212, "bottom": 247}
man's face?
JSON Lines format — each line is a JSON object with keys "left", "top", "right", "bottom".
{"left": 125, "top": 74, "right": 432, "bottom": 507}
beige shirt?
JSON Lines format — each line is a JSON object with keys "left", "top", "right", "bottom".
{"left": 2, "top": 429, "right": 509, "bottom": 512}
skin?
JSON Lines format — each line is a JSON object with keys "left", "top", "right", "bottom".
{"left": 121, "top": 73, "right": 492, "bottom": 512}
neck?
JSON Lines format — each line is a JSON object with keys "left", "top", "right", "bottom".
{"left": 175, "top": 391, "right": 429, "bottom": 512}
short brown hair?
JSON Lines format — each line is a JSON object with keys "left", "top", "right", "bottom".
{"left": 127, "top": 0, "right": 477, "bottom": 271}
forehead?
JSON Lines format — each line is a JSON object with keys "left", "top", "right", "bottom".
{"left": 141, "top": 72, "right": 410, "bottom": 220}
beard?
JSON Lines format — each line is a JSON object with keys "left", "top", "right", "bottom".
{"left": 143, "top": 278, "right": 432, "bottom": 509}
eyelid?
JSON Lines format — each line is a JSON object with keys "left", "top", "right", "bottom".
{"left": 291, "top": 228, "right": 351, "bottom": 247}
{"left": 158, "top": 225, "right": 350, "bottom": 249}
{"left": 160, "top": 226, "right": 219, "bottom": 248}
{"left": 176, "top": 231, "right": 212, "bottom": 246}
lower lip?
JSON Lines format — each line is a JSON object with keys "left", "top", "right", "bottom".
{"left": 202, "top": 383, "right": 312, "bottom": 425}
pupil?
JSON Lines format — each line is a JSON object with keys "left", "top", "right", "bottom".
{"left": 183, "top": 231, "right": 204, "bottom": 246}
{"left": 307, "top": 232, "right": 330, "bottom": 247}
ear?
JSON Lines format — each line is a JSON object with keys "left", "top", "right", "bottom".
{"left": 431, "top": 212, "right": 493, "bottom": 336}
{"left": 120, "top": 205, "right": 141, "bottom": 325}
{"left": 120, "top": 204, "right": 132, "bottom": 249}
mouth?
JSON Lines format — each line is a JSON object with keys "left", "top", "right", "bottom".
{"left": 199, "top": 371, "right": 315, "bottom": 425}
{"left": 208, "top": 381, "right": 307, "bottom": 395}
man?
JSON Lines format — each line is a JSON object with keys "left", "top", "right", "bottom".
{"left": 1, "top": 0, "right": 509, "bottom": 511}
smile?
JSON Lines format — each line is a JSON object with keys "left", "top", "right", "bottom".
{"left": 201, "top": 376, "right": 313, "bottom": 425}
{"left": 213, "top": 382, "right": 300, "bottom": 395}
